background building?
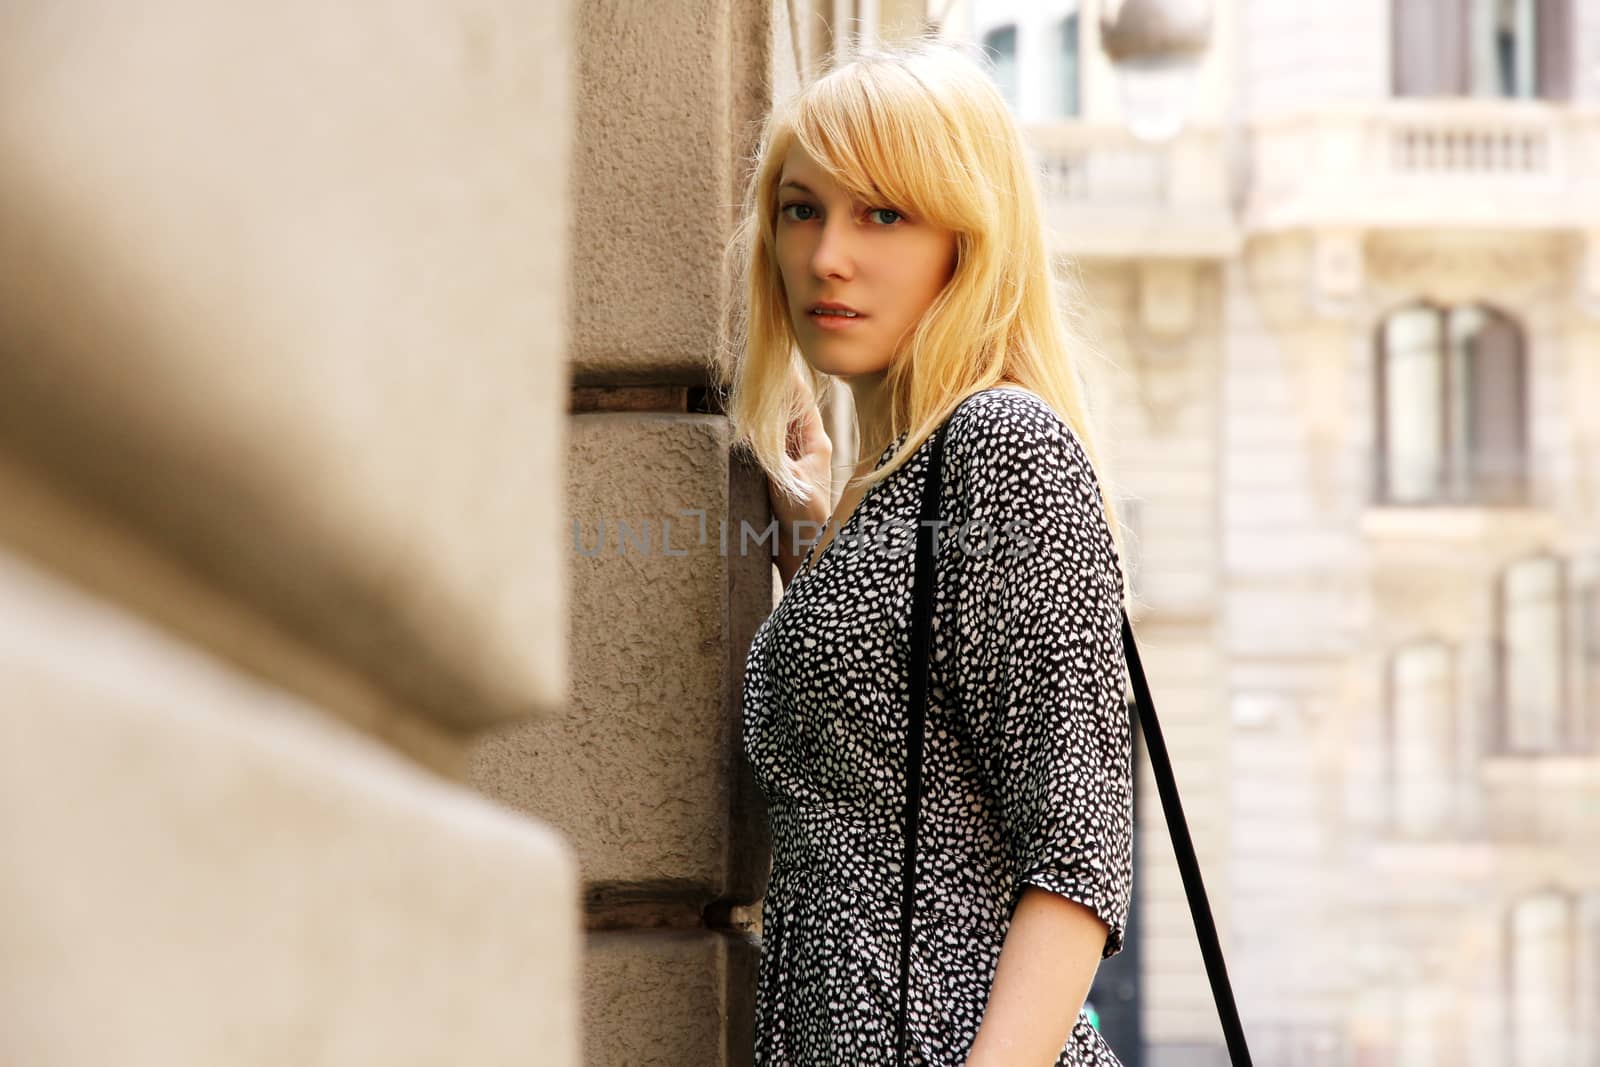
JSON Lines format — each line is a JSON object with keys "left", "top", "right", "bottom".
{"left": 928, "top": 1, "right": 1600, "bottom": 1064}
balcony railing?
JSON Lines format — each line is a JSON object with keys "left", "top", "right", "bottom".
{"left": 1022, "top": 122, "right": 1239, "bottom": 259}
{"left": 1246, "top": 100, "right": 1600, "bottom": 232}
{"left": 1387, "top": 117, "right": 1551, "bottom": 175}
{"left": 1025, "top": 102, "right": 1600, "bottom": 252}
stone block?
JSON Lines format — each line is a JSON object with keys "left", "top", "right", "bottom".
{"left": 0, "top": 545, "right": 581, "bottom": 1067}
{"left": 0, "top": 0, "right": 572, "bottom": 734}
{"left": 569, "top": 0, "right": 771, "bottom": 382}
{"left": 583, "top": 930, "right": 760, "bottom": 1067}
{"left": 471, "top": 412, "right": 772, "bottom": 904}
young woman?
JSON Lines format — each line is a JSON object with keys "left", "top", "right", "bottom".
{"left": 718, "top": 36, "right": 1134, "bottom": 1067}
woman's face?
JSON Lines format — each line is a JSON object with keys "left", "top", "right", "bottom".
{"left": 773, "top": 143, "right": 958, "bottom": 379}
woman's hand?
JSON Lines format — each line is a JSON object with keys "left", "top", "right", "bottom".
{"left": 768, "top": 364, "right": 833, "bottom": 588}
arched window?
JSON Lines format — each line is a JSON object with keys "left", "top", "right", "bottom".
{"left": 1497, "top": 556, "right": 1568, "bottom": 753}
{"left": 981, "top": 24, "right": 1019, "bottom": 111}
{"left": 1387, "top": 642, "right": 1456, "bottom": 835}
{"left": 1376, "top": 301, "right": 1526, "bottom": 506}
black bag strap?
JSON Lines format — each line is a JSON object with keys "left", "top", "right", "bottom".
{"left": 895, "top": 405, "right": 1253, "bottom": 1066}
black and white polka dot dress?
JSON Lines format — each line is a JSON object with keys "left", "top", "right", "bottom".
{"left": 742, "top": 386, "right": 1135, "bottom": 1066}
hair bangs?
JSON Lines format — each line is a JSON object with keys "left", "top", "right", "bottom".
{"left": 786, "top": 60, "right": 973, "bottom": 233}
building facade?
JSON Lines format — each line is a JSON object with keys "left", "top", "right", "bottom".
{"left": 936, "top": 1, "right": 1600, "bottom": 1064}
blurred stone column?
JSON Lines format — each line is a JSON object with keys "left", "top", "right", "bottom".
{"left": 468, "top": 1, "right": 777, "bottom": 1065}
{"left": 0, "top": 2, "right": 581, "bottom": 1064}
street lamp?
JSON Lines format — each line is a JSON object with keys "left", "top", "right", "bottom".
{"left": 1098, "top": 0, "right": 1213, "bottom": 143}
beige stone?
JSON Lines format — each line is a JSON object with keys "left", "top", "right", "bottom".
{"left": 0, "top": 453, "right": 470, "bottom": 777}
{"left": 470, "top": 411, "right": 773, "bottom": 902}
{"left": 0, "top": 0, "right": 573, "bottom": 735}
{"left": 0, "top": 545, "right": 581, "bottom": 1067}
{"left": 568, "top": 0, "right": 772, "bottom": 383}
{"left": 583, "top": 930, "right": 761, "bottom": 1067}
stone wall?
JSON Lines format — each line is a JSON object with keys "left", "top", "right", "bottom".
{"left": 0, "top": 1, "right": 581, "bottom": 1063}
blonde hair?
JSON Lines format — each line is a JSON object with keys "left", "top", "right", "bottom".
{"left": 713, "top": 34, "right": 1128, "bottom": 578}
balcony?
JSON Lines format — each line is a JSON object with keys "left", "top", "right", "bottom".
{"left": 1359, "top": 446, "right": 1566, "bottom": 561}
{"left": 1023, "top": 122, "right": 1240, "bottom": 259}
{"left": 1365, "top": 754, "right": 1600, "bottom": 852}
{"left": 1479, "top": 754, "right": 1600, "bottom": 843}
{"left": 1245, "top": 100, "right": 1600, "bottom": 233}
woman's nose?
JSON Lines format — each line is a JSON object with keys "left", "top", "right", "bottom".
{"left": 809, "top": 216, "right": 854, "bottom": 278}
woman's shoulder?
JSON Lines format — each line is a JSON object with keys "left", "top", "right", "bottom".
{"left": 944, "top": 384, "right": 1096, "bottom": 485}
{"left": 942, "top": 386, "right": 1123, "bottom": 590}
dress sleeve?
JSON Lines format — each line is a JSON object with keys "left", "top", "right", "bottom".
{"left": 949, "top": 392, "right": 1134, "bottom": 960}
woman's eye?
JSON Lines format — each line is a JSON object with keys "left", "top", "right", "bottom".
{"left": 779, "top": 202, "right": 904, "bottom": 226}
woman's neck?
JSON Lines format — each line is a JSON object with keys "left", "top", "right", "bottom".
{"left": 843, "top": 370, "right": 895, "bottom": 464}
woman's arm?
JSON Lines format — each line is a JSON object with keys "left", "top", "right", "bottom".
{"left": 948, "top": 389, "right": 1135, "bottom": 1065}
{"left": 963, "top": 886, "right": 1108, "bottom": 1066}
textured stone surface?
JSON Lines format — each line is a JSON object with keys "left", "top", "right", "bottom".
{"left": 470, "top": 412, "right": 773, "bottom": 903}
{"left": 0, "top": 453, "right": 471, "bottom": 776}
{"left": 568, "top": 0, "right": 771, "bottom": 383}
{"left": 583, "top": 930, "right": 761, "bottom": 1067}
{"left": 0, "top": 544, "right": 582, "bottom": 1067}
{"left": 0, "top": 0, "right": 572, "bottom": 733}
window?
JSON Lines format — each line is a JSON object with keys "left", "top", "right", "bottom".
{"left": 1579, "top": 892, "right": 1600, "bottom": 1066}
{"left": 1575, "top": 556, "right": 1600, "bottom": 751}
{"left": 1392, "top": 0, "right": 1572, "bottom": 99}
{"left": 1499, "top": 556, "right": 1565, "bottom": 752}
{"left": 1474, "top": 0, "right": 1538, "bottom": 97}
{"left": 1491, "top": 553, "right": 1600, "bottom": 756}
{"left": 1375, "top": 302, "right": 1526, "bottom": 506}
{"left": 1387, "top": 642, "right": 1457, "bottom": 835}
{"left": 1394, "top": 985, "right": 1452, "bottom": 1067}
{"left": 1507, "top": 890, "right": 1578, "bottom": 1067}
{"left": 982, "top": 24, "right": 1019, "bottom": 111}
{"left": 1055, "top": 14, "right": 1081, "bottom": 118}
{"left": 1585, "top": 580, "right": 1600, "bottom": 666}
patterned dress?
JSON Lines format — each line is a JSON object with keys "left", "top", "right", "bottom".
{"left": 742, "top": 385, "right": 1135, "bottom": 1066}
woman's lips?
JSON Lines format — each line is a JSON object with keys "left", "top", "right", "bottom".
{"left": 808, "top": 311, "right": 867, "bottom": 331}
